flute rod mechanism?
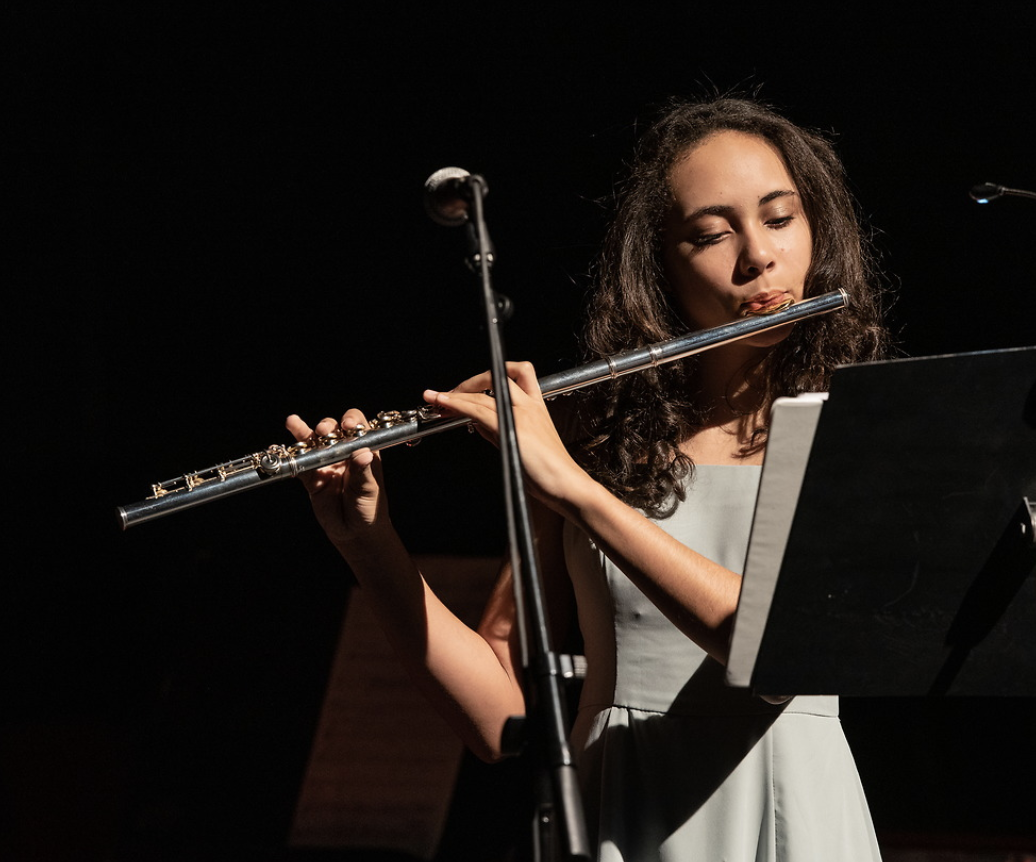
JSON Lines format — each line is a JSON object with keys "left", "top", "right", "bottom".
{"left": 117, "top": 289, "right": 847, "bottom": 529}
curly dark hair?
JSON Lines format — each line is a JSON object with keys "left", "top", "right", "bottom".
{"left": 574, "top": 97, "right": 890, "bottom": 515}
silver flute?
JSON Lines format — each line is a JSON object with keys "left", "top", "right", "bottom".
{"left": 118, "top": 289, "right": 847, "bottom": 529}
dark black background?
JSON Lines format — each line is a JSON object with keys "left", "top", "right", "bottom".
{"left": 4, "top": 5, "right": 1035, "bottom": 859}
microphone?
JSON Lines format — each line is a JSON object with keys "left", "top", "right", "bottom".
{"left": 969, "top": 181, "right": 1036, "bottom": 204}
{"left": 969, "top": 182, "right": 1006, "bottom": 203}
{"left": 424, "top": 167, "right": 488, "bottom": 227}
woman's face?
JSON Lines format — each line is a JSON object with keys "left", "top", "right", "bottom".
{"left": 661, "top": 131, "right": 812, "bottom": 344}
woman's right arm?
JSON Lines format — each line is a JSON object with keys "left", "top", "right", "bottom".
{"left": 286, "top": 410, "right": 527, "bottom": 762}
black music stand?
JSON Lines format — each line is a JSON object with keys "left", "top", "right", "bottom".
{"left": 727, "top": 346, "right": 1036, "bottom": 697}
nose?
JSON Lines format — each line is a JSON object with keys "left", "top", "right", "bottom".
{"left": 737, "top": 227, "right": 777, "bottom": 278}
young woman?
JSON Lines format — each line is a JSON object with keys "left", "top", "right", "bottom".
{"left": 288, "top": 98, "right": 889, "bottom": 861}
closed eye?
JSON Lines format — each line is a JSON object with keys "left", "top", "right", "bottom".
{"left": 690, "top": 233, "right": 725, "bottom": 247}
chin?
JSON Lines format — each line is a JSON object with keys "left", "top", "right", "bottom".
{"left": 743, "top": 323, "right": 795, "bottom": 350}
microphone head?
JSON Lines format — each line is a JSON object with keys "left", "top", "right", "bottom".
{"left": 424, "top": 167, "right": 473, "bottom": 226}
{"left": 970, "top": 182, "right": 1005, "bottom": 203}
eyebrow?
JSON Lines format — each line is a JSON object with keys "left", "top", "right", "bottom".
{"left": 681, "top": 189, "right": 798, "bottom": 222}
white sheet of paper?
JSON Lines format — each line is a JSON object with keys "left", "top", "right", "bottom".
{"left": 726, "top": 393, "right": 827, "bottom": 688}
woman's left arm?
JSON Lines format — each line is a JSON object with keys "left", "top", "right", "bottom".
{"left": 424, "top": 361, "right": 743, "bottom": 664}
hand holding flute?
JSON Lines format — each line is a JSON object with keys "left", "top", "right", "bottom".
{"left": 286, "top": 359, "right": 588, "bottom": 556}
{"left": 423, "top": 360, "right": 593, "bottom": 512}
{"left": 284, "top": 409, "right": 391, "bottom": 553}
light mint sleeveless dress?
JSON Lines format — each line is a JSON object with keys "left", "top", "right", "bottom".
{"left": 563, "top": 465, "right": 882, "bottom": 862}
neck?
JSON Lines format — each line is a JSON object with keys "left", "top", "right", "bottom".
{"left": 694, "top": 342, "right": 771, "bottom": 418}
{"left": 681, "top": 343, "right": 773, "bottom": 465}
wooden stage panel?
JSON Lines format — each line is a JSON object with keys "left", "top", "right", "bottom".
{"left": 290, "top": 555, "right": 500, "bottom": 859}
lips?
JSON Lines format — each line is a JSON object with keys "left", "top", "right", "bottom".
{"left": 739, "top": 292, "right": 795, "bottom": 317}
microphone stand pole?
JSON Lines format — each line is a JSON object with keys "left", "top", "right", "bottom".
{"left": 462, "top": 175, "right": 590, "bottom": 862}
